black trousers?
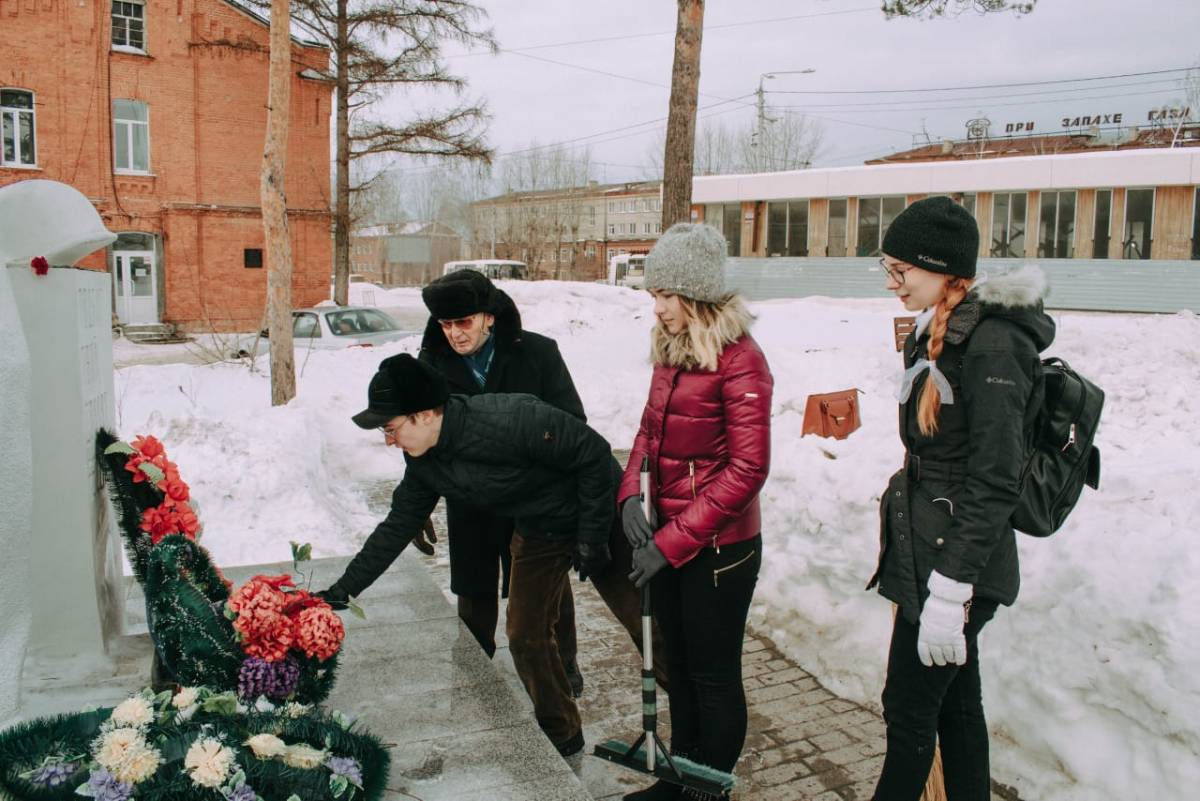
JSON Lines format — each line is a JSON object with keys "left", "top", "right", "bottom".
{"left": 651, "top": 534, "right": 761, "bottom": 773}
{"left": 873, "top": 598, "right": 999, "bottom": 801}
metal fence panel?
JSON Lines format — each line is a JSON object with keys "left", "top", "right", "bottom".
{"left": 724, "top": 257, "right": 1200, "bottom": 313}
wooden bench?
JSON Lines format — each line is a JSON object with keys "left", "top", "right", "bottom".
{"left": 893, "top": 315, "right": 918, "bottom": 352}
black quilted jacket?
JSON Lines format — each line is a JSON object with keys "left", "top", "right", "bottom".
{"left": 332, "top": 393, "right": 621, "bottom": 599}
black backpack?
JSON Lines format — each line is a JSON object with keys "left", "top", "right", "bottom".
{"left": 1011, "top": 357, "right": 1104, "bottom": 537}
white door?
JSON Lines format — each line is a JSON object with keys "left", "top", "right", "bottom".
{"left": 112, "top": 250, "right": 158, "bottom": 324}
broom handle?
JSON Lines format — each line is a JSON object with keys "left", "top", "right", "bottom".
{"left": 639, "top": 457, "right": 655, "bottom": 772}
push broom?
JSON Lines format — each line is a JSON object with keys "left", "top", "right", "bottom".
{"left": 592, "top": 456, "right": 736, "bottom": 797}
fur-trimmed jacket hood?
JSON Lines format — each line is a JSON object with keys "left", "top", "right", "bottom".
{"left": 650, "top": 295, "right": 756, "bottom": 372}
{"left": 945, "top": 263, "right": 1055, "bottom": 352}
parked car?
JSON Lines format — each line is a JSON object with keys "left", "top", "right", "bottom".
{"left": 233, "top": 307, "right": 413, "bottom": 356}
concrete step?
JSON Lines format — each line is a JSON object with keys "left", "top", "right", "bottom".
{"left": 122, "top": 323, "right": 188, "bottom": 344}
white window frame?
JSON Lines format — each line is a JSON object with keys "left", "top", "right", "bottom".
{"left": 113, "top": 99, "right": 151, "bottom": 174}
{"left": 111, "top": 0, "right": 147, "bottom": 54}
{"left": 1122, "top": 187, "right": 1156, "bottom": 260}
{"left": 1038, "top": 190, "right": 1077, "bottom": 259}
{"left": 1, "top": 88, "right": 36, "bottom": 167}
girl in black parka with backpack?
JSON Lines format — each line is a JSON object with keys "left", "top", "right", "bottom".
{"left": 867, "top": 197, "right": 1055, "bottom": 800}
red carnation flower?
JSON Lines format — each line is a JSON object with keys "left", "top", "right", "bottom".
{"left": 31, "top": 256, "right": 49, "bottom": 276}
{"left": 131, "top": 435, "right": 166, "bottom": 459}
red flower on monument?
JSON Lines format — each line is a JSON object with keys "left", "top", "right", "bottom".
{"left": 30, "top": 256, "right": 49, "bottom": 276}
{"left": 132, "top": 435, "right": 166, "bottom": 459}
{"left": 294, "top": 605, "right": 345, "bottom": 661}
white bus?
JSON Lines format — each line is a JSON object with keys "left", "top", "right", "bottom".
{"left": 442, "top": 259, "right": 529, "bottom": 280}
{"left": 606, "top": 253, "right": 647, "bottom": 288}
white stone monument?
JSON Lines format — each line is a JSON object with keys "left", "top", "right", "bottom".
{"left": 0, "top": 180, "right": 122, "bottom": 720}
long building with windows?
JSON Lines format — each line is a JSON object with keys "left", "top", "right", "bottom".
{"left": 691, "top": 143, "right": 1200, "bottom": 263}
{"left": 1, "top": 0, "right": 333, "bottom": 332}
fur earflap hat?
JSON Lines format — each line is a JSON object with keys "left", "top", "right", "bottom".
{"left": 422, "top": 269, "right": 497, "bottom": 319}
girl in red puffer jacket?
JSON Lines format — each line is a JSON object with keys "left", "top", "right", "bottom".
{"left": 618, "top": 223, "right": 773, "bottom": 801}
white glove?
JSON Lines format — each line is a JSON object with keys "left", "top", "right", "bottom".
{"left": 917, "top": 570, "right": 974, "bottom": 667}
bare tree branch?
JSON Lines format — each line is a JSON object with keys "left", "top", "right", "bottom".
{"left": 881, "top": 0, "right": 1036, "bottom": 17}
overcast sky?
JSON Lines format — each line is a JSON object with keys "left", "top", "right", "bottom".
{"left": 378, "top": 0, "right": 1200, "bottom": 184}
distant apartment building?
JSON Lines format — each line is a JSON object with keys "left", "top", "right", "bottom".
{"left": 471, "top": 180, "right": 662, "bottom": 280}
{"left": 0, "top": 0, "right": 334, "bottom": 331}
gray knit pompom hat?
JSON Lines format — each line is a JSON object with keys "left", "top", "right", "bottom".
{"left": 645, "top": 222, "right": 728, "bottom": 302}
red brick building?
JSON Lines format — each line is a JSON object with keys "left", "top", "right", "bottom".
{"left": 0, "top": 0, "right": 333, "bottom": 331}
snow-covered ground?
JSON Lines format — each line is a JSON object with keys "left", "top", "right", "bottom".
{"left": 113, "top": 279, "right": 1199, "bottom": 801}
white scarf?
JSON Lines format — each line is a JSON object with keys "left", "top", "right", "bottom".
{"left": 896, "top": 307, "right": 954, "bottom": 405}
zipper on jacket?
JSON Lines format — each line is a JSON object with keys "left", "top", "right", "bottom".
{"left": 713, "top": 549, "right": 755, "bottom": 587}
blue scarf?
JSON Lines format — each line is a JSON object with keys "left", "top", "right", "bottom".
{"left": 463, "top": 334, "right": 496, "bottom": 388}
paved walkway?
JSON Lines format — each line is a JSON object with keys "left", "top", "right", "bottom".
{"left": 363, "top": 478, "right": 1020, "bottom": 801}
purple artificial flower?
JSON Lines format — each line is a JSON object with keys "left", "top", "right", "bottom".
{"left": 324, "top": 755, "right": 363, "bottom": 787}
{"left": 227, "top": 784, "right": 258, "bottom": 801}
{"left": 238, "top": 655, "right": 300, "bottom": 700}
{"left": 28, "top": 759, "right": 76, "bottom": 788}
{"left": 83, "top": 768, "right": 134, "bottom": 801}
{"left": 238, "top": 657, "right": 273, "bottom": 700}
{"left": 270, "top": 654, "right": 300, "bottom": 698}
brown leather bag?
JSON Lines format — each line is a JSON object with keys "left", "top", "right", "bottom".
{"left": 802, "top": 389, "right": 862, "bottom": 440}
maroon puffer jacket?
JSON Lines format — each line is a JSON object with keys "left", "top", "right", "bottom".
{"left": 619, "top": 334, "right": 773, "bottom": 567}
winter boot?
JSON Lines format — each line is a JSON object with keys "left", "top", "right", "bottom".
{"left": 622, "top": 780, "right": 683, "bottom": 801}
{"left": 555, "top": 729, "right": 585, "bottom": 757}
{"left": 564, "top": 657, "right": 584, "bottom": 698}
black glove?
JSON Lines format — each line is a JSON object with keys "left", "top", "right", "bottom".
{"left": 412, "top": 517, "right": 438, "bottom": 556}
{"left": 621, "top": 496, "right": 656, "bottom": 549}
{"left": 316, "top": 585, "right": 350, "bottom": 611}
{"left": 572, "top": 541, "right": 611, "bottom": 582}
{"left": 628, "top": 542, "right": 669, "bottom": 589}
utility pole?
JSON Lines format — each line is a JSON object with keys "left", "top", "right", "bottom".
{"left": 754, "top": 69, "right": 816, "bottom": 147}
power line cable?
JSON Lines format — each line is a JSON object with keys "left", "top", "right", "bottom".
{"left": 764, "top": 77, "right": 1182, "bottom": 109}
{"left": 765, "top": 67, "right": 1195, "bottom": 95}
{"left": 776, "top": 86, "right": 1187, "bottom": 114}
{"left": 444, "top": 5, "right": 879, "bottom": 58}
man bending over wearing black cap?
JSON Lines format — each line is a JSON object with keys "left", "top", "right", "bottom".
{"left": 320, "top": 353, "right": 660, "bottom": 757}
{"left": 416, "top": 269, "right": 587, "bottom": 697}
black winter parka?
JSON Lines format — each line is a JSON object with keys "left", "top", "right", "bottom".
{"left": 869, "top": 266, "right": 1056, "bottom": 623}
{"left": 332, "top": 393, "right": 621, "bottom": 599}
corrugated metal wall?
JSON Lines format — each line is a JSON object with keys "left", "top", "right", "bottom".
{"left": 725, "top": 257, "right": 1200, "bottom": 313}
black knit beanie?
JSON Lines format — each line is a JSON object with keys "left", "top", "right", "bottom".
{"left": 351, "top": 353, "right": 450, "bottom": 429}
{"left": 422, "top": 270, "right": 497, "bottom": 319}
{"left": 881, "top": 196, "right": 979, "bottom": 279}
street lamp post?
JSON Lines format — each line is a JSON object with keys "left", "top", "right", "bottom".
{"left": 754, "top": 69, "right": 816, "bottom": 146}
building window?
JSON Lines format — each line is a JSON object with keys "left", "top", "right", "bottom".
{"left": 588, "top": 206, "right": 595, "bottom": 224}
{"left": 643, "top": 222, "right": 652, "bottom": 234}
{"left": 1093, "top": 189, "right": 1112, "bottom": 259}
{"left": 827, "top": 199, "right": 848, "bottom": 257}
{"left": 608, "top": 201, "right": 615, "bottom": 213}
{"left": 1123, "top": 188, "right": 1154, "bottom": 259}
{"left": 856, "top": 196, "right": 905, "bottom": 257}
{"left": 705, "top": 204, "right": 741, "bottom": 256}
{"left": 1, "top": 89, "right": 35, "bottom": 167}
{"left": 654, "top": 222, "right": 662, "bottom": 234}
{"left": 1038, "top": 190, "right": 1076, "bottom": 259}
{"left": 767, "top": 200, "right": 809, "bottom": 257}
{"left": 990, "top": 192, "right": 1027, "bottom": 257}
{"left": 111, "top": 1, "right": 146, "bottom": 51}
{"left": 951, "top": 192, "right": 977, "bottom": 219}
{"left": 586, "top": 244, "right": 596, "bottom": 258}
{"left": 244, "top": 248, "right": 263, "bottom": 269}
{"left": 113, "top": 99, "right": 150, "bottom": 172}
{"left": 608, "top": 223, "right": 616, "bottom": 236}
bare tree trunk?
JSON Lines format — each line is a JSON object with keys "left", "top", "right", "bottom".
{"left": 332, "top": 0, "right": 351, "bottom": 306}
{"left": 662, "top": 0, "right": 704, "bottom": 229}
{"left": 263, "top": 0, "right": 296, "bottom": 405}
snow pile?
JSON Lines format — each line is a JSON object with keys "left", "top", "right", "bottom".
{"left": 113, "top": 281, "right": 1200, "bottom": 801}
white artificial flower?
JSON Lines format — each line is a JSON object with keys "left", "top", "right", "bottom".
{"left": 93, "top": 727, "right": 142, "bottom": 771}
{"left": 184, "top": 737, "right": 236, "bottom": 788}
{"left": 110, "top": 696, "right": 154, "bottom": 728}
{"left": 283, "top": 702, "right": 311, "bottom": 719}
{"left": 246, "top": 733, "right": 287, "bottom": 759}
{"left": 113, "top": 741, "right": 162, "bottom": 784}
{"left": 172, "top": 687, "right": 201, "bottom": 709}
{"left": 281, "top": 743, "right": 326, "bottom": 770}
{"left": 254, "top": 696, "right": 277, "bottom": 713}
